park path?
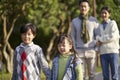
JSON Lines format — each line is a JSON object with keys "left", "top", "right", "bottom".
{"left": 95, "top": 66, "right": 120, "bottom": 80}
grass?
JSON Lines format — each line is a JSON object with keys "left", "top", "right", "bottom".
{"left": 0, "top": 60, "right": 102, "bottom": 80}
{"left": 0, "top": 72, "right": 12, "bottom": 80}
{"left": 0, "top": 57, "right": 119, "bottom": 80}
{"left": 96, "top": 65, "right": 102, "bottom": 72}
{"left": 0, "top": 70, "right": 46, "bottom": 80}
{"left": 0, "top": 66, "right": 102, "bottom": 80}
{"left": 0, "top": 67, "right": 12, "bottom": 80}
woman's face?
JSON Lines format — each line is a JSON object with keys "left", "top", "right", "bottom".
{"left": 101, "top": 10, "right": 110, "bottom": 22}
{"left": 58, "top": 39, "right": 72, "bottom": 55}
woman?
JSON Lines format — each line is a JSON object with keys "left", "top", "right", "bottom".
{"left": 96, "top": 6, "right": 119, "bottom": 80}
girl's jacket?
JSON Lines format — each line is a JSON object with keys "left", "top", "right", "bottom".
{"left": 51, "top": 55, "right": 82, "bottom": 80}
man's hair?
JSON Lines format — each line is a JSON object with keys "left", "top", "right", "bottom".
{"left": 79, "top": 0, "right": 90, "bottom": 6}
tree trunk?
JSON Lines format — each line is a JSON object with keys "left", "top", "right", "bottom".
{"left": 0, "top": 44, "right": 2, "bottom": 61}
{"left": 1, "top": 1, "right": 28, "bottom": 73}
{"left": 2, "top": 26, "right": 14, "bottom": 73}
{"left": 1, "top": 14, "right": 18, "bottom": 73}
{"left": 3, "top": 40, "right": 14, "bottom": 73}
{"left": 67, "top": 15, "right": 71, "bottom": 34}
{"left": 46, "top": 35, "right": 57, "bottom": 62}
{"left": 6, "top": 50, "right": 14, "bottom": 73}
{"left": 93, "top": 0, "right": 96, "bottom": 17}
{"left": 46, "top": 16, "right": 67, "bottom": 62}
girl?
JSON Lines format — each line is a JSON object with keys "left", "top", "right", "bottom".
{"left": 51, "top": 34, "right": 83, "bottom": 80}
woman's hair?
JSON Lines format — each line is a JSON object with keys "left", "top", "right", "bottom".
{"left": 79, "top": 0, "right": 90, "bottom": 6}
{"left": 101, "top": 6, "right": 111, "bottom": 14}
{"left": 20, "top": 23, "right": 37, "bottom": 36}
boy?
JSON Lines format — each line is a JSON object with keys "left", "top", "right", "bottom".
{"left": 12, "top": 23, "right": 51, "bottom": 80}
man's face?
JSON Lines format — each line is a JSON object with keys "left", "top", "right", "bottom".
{"left": 79, "top": 2, "right": 90, "bottom": 15}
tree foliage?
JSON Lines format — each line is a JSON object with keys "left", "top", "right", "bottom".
{"left": 96, "top": 0, "right": 120, "bottom": 29}
{"left": 0, "top": 0, "right": 120, "bottom": 73}
{"left": 0, "top": 0, "right": 34, "bottom": 73}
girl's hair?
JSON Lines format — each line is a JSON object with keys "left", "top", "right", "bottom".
{"left": 57, "top": 34, "right": 74, "bottom": 52}
{"left": 58, "top": 34, "right": 78, "bottom": 63}
{"left": 20, "top": 23, "right": 37, "bottom": 35}
{"left": 79, "top": 0, "right": 90, "bottom": 6}
{"left": 101, "top": 6, "right": 111, "bottom": 14}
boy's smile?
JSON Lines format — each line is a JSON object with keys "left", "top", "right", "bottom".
{"left": 21, "top": 28, "right": 35, "bottom": 45}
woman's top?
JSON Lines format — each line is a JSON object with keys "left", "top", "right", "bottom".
{"left": 96, "top": 19, "right": 119, "bottom": 54}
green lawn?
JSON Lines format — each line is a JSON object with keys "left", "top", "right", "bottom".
{"left": 0, "top": 70, "right": 46, "bottom": 80}
{"left": 0, "top": 72, "right": 12, "bottom": 80}
{"left": 0, "top": 66, "right": 102, "bottom": 80}
{"left": 96, "top": 65, "right": 102, "bottom": 72}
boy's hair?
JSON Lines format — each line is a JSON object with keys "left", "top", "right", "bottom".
{"left": 79, "top": 0, "right": 90, "bottom": 6}
{"left": 20, "top": 23, "right": 37, "bottom": 35}
{"left": 101, "top": 6, "right": 111, "bottom": 14}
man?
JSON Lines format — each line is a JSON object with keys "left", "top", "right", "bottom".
{"left": 71, "top": 0, "right": 99, "bottom": 80}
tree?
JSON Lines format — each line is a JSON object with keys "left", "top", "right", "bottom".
{"left": 0, "top": 0, "right": 33, "bottom": 73}
{"left": 96, "top": 0, "right": 120, "bottom": 28}
{"left": 0, "top": 0, "right": 119, "bottom": 74}
{"left": 26, "top": 0, "right": 82, "bottom": 61}
{"left": 25, "top": 0, "right": 99, "bottom": 61}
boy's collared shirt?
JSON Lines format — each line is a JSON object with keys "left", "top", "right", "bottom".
{"left": 12, "top": 42, "right": 51, "bottom": 80}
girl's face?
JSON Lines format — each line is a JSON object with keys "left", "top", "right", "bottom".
{"left": 21, "top": 28, "right": 35, "bottom": 45}
{"left": 58, "top": 39, "right": 72, "bottom": 55}
{"left": 101, "top": 10, "right": 110, "bottom": 22}
{"left": 79, "top": 2, "right": 90, "bottom": 15}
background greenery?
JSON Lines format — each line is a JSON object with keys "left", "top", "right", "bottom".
{"left": 0, "top": 0, "right": 120, "bottom": 80}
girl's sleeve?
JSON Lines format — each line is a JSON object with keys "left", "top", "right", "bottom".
{"left": 75, "top": 62, "right": 83, "bottom": 80}
{"left": 38, "top": 47, "right": 51, "bottom": 80}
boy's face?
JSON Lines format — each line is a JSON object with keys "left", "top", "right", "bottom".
{"left": 58, "top": 39, "right": 72, "bottom": 55}
{"left": 79, "top": 2, "right": 90, "bottom": 15}
{"left": 21, "top": 28, "right": 35, "bottom": 45}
